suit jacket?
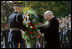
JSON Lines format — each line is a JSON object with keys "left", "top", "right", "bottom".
{"left": 38, "top": 17, "right": 60, "bottom": 48}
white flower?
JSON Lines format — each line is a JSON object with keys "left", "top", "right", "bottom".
{"left": 30, "top": 26, "right": 32, "bottom": 28}
{"left": 27, "top": 20, "right": 31, "bottom": 23}
{"left": 27, "top": 16, "right": 29, "bottom": 18}
{"left": 26, "top": 25, "right": 28, "bottom": 27}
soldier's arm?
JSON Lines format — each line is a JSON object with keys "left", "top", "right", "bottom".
{"left": 16, "top": 14, "right": 27, "bottom": 31}
{"left": 38, "top": 19, "right": 59, "bottom": 33}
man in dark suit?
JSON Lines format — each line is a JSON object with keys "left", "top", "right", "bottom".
{"left": 38, "top": 10, "right": 60, "bottom": 48}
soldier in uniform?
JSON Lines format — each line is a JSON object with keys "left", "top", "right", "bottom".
{"left": 8, "top": 2, "right": 27, "bottom": 48}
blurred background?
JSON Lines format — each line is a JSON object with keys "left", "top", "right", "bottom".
{"left": 1, "top": 1, "right": 71, "bottom": 48}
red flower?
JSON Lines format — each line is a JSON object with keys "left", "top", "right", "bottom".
{"left": 37, "top": 33, "right": 40, "bottom": 38}
{"left": 29, "top": 22, "right": 32, "bottom": 25}
{"left": 5, "top": 24, "right": 8, "bottom": 26}
{"left": 30, "top": 31, "right": 33, "bottom": 34}
{"left": 25, "top": 17, "right": 27, "bottom": 20}
{"left": 33, "top": 24, "right": 35, "bottom": 26}
{"left": 32, "top": 26, "right": 35, "bottom": 30}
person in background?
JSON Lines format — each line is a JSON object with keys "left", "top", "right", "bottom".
{"left": 2, "top": 24, "right": 10, "bottom": 48}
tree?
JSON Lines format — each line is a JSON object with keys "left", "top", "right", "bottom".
{"left": 23, "top": 1, "right": 71, "bottom": 18}
{"left": 1, "top": 1, "right": 13, "bottom": 25}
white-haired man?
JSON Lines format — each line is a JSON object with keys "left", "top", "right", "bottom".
{"left": 38, "top": 10, "right": 60, "bottom": 48}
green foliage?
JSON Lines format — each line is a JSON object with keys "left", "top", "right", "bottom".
{"left": 22, "top": 9, "right": 40, "bottom": 46}
{"left": 23, "top": 1, "right": 71, "bottom": 18}
{"left": 1, "top": 1, "right": 71, "bottom": 25}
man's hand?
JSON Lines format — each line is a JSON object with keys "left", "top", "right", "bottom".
{"left": 38, "top": 22, "right": 44, "bottom": 27}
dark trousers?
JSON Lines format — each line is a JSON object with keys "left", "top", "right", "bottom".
{"left": 11, "top": 42, "right": 22, "bottom": 48}
{"left": 5, "top": 42, "right": 10, "bottom": 48}
{"left": 44, "top": 38, "right": 60, "bottom": 48}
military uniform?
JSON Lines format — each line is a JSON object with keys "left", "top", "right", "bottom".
{"left": 8, "top": 12, "right": 26, "bottom": 42}
{"left": 8, "top": 2, "right": 27, "bottom": 48}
